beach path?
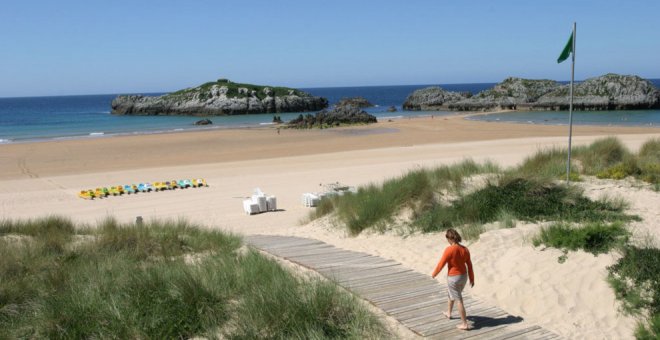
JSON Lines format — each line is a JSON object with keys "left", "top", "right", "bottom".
{"left": 246, "top": 235, "right": 562, "bottom": 339}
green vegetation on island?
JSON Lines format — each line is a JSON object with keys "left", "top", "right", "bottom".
{"left": 165, "top": 78, "right": 307, "bottom": 101}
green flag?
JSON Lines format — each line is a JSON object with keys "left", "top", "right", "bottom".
{"left": 557, "top": 33, "right": 573, "bottom": 63}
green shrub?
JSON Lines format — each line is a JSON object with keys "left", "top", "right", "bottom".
{"left": 608, "top": 246, "right": 660, "bottom": 340}
{"left": 533, "top": 221, "right": 629, "bottom": 255}
{"left": 608, "top": 246, "right": 660, "bottom": 316}
{"left": 635, "top": 313, "right": 660, "bottom": 340}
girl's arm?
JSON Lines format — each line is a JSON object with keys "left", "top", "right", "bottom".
{"left": 431, "top": 247, "right": 450, "bottom": 278}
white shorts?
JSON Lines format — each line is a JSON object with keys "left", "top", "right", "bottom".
{"left": 447, "top": 274, "right": 468, "bottom": 301}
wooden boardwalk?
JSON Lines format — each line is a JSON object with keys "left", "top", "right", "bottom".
{"left": 245, "top": 235, "right": 561, "bottom": 340}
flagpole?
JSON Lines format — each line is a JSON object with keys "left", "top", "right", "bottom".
{"left": 566, "top": 22, "right": 576, "bottom": 184}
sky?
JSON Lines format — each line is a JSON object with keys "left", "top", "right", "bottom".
{"left": 1, "top": 0, "right": 659, "bottom": 97}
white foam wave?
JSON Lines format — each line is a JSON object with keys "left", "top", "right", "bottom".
{"left": 0, "top": 138, "right": 11, "bottom": 144}
{"left": 89, "top": 132, "right": 104, "bottom": 136}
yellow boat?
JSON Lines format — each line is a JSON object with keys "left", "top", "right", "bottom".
{"left": 153, "top": 182, "right": 167, "bottom": 191}
{"left": 193, "top": 178, "right": 208, "bottom": 187}
{"left": 79, "top": 190, "right": 95, "bottom": 200}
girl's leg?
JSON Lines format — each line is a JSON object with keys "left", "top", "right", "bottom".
{"left": 456, "top": 299, "right": 468, "bottom": 329}
{"left": 445, "top": 299, "right": 454, "bottom": 319}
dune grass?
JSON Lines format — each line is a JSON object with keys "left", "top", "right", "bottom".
{"left": 0, "top": 217, "right": 388, "bottom": 339}
{"left": 311, "top": 159, "right": 499, "bottom": 235}
{"left": 608, "top": 245, "right": 660, "bottom": 339}
{"left": 412, "top": 176, "right": 635, "bottom": 233}
{"left": 514, "top": 137, "right": 660, "bottom": 185}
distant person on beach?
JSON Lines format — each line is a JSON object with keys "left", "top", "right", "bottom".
{"left": 431, "top": 228, "right": 475, "bottom": 330}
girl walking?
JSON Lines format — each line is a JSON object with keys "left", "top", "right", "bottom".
{"left": 431, "top": 228, "right": 474, "bottom": 330}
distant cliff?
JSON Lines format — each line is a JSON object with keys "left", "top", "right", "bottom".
{"left": 403, "top": 74, "right": 660, "bottom": 111}
{"left": 111, "top": 79, "right": 328, "bottom": 115}
{"left": 533, "top": 74, "right": 660, "bottom": 110}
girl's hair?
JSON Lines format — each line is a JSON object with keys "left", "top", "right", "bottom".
{"left": 445, "top": 228, "right": 462, "bottom": 243}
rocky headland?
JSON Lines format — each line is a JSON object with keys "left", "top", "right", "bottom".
{"left": 287, "top": 106, "right": 377, "bottom": 129}
{"left": 403, "top": 74, "right": 660, "bottom": 111}
{"left": 111, "top": 79, "right": 328, "bottom": 116}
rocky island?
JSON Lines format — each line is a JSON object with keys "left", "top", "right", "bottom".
{"left": 111, "top": 79, "right": 328, "bottom": 116}
{"left": 335, "top": 96, "right": 374, "bottom": 108}
{"left": 403, "top": 74, "right": 660, "bottom": 112}
{"left": 287, "top": 106, "right": 377, "bottom": 129}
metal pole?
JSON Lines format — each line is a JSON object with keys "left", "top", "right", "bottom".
{"left": 566, "top": 22, "right": 576, "bottom": 184}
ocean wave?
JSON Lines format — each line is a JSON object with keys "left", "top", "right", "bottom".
{"left": 379, "top": 115, "right": 404, "bottom": 120}
{"left": 259, "top": 122, "right": 276, "bottom": 126}
{"left": 0, "top": 138, "right": 11, "bottom": 144}
{"left": 89, "top": 132, "right": 105, "bottom": 136}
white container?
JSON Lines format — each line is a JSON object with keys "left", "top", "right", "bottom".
{"left": 249, "top": 203, "right": 260, "bottom": 214}
{"left": 243, "top": 199, "right": 260, "bottom": 215}
{"left": 302, "top": 193, "right": 320, "bottom": 207}
{"left": 267, "top": 196, "right": 277, "bottom": 211}
{"left": 257, "top": 196, "right": 267, "bottom": 212}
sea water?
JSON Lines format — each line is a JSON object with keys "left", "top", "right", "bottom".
{"left": 1, "top": 81, "right": 658, "bottom": 143}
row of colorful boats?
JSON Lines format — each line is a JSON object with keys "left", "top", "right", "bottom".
{"left": 79, "top": 178, "right": 208, "bottom": 200}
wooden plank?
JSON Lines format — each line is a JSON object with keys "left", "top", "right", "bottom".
{"left": 244, "top": 235, "right": 312, "bottom": 245}
{"left": 270, "top": 245, "right": 341, "bottom": 257}
{"left": 340, "top": 269, "right": 417, "bottom": 286}
{"left": 286, "top": 253, "right": 364, "bottom": 265}
{"left": 316, "top": 256, "right": 389, "bottom": 268}
{"left": 250, "top": 238, "right": 324, "bottom": 249}
{"left": 369, "top": 285, "right": 441, "bottom": 304}
{"left": 278, "top": 245, "right": 352, "bottom": 256}
{"left": 293, "top": 252, "right": 377, "bottom": 265}
{"left": 381, "top": 290, "right": 444, "bottom": 307}
{"left": 353, "top": 284, "right": 436, "bottom": 300}
{"left": 369, "top": 287, "right": 437, "bottom": 306}
{"left": 353, "top": 279, "right": 437, "bottom": 298}
{"left": 334, "top": 262, "right": 409, "bottom": 276}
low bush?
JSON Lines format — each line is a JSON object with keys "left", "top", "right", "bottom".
{"left": 532, "top": 221, "right": 629, "bottom": 255}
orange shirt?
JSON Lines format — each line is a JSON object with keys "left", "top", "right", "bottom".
{"left": 432, "top": 244, "right": 474, "bottom": 284}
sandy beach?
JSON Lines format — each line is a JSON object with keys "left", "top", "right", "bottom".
{"left": 1, "top": 115, "right": 659, "bottom": 339}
